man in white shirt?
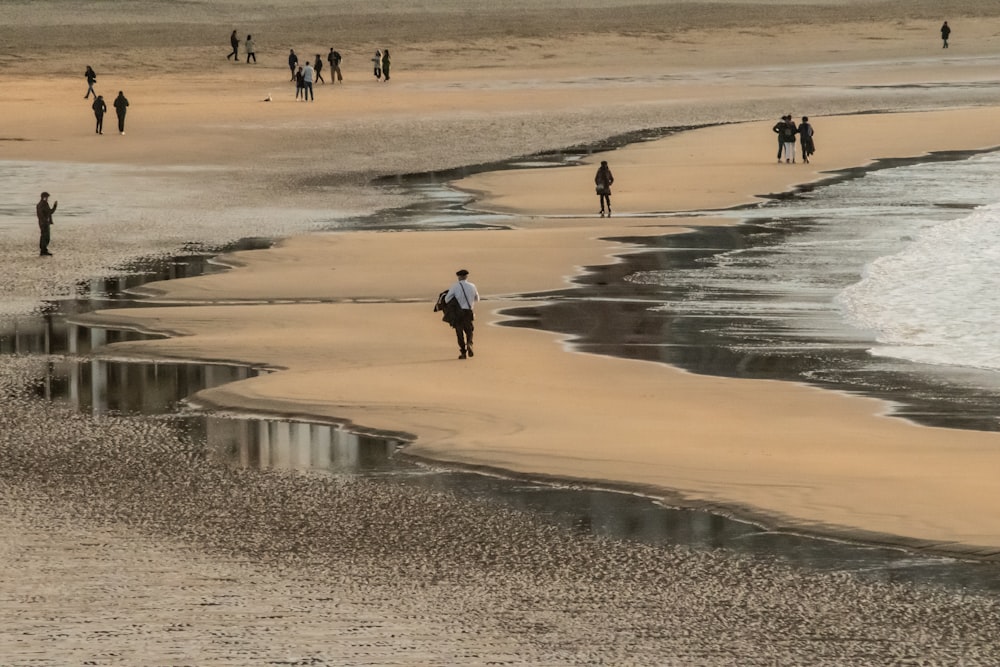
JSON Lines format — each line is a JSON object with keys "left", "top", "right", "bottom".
{"left": 445, "top": 269, "right": 480, "bottom": 359}
{"left": 302, "top": 62, "right": 315, "bottom": 101}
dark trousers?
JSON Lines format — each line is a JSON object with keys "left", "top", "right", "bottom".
{"left": 599, "top": 193, "right": 611, "bottom": 212}
{"left": 95, "top": 112, "right": 104, "bottom": 134}
{"left": 454, "top": 310, "right": 475, "bottom": 353}
{"left": 117, "top": 113, "right": 126, "bottom": 133}
{"left": 39, "top": 225, "right": 50, "bottom": 254}
{"left": 228, "top": 45, "right": 238, "bottom": 60}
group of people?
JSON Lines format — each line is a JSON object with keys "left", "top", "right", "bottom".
{"left": 84, "top": 66, "right": 129, "bottom": 135}
{"left": 227, "top": 31, "right": 257, "bottom": 63}
{"left": 772, "top": 115, "right": 815, "bottom": 164}
{"left": 288, "top": 48, "right": 345, "bottom": 100}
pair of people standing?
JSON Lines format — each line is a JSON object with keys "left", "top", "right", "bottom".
{"left": 294, "top": 62, "right": 315, "bottom": 100}
{"left": 91, "top": 90, "right": 129, "bottom": 135}
{"left": 372, "top": 49, "right": 390, "bottom": 81}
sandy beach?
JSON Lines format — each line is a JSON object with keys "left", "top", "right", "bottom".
{"left": 7, "top": 0, "right": 1000, "bottom": 663}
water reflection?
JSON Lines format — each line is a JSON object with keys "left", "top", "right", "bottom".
{"left": 200, "top": 415, "right": 404, "bottom": 474}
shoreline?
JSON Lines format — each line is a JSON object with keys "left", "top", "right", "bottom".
{"left": 73, "top": 111, "right": 1000, "bottom": 558}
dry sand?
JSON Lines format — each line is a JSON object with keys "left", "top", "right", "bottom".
{"left": 8, "top": 0, "right": 1000, "bottom": 664}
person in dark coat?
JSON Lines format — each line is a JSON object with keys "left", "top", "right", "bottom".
{"left": 36, "top": 191, "right": 57, "bottom": 256}
{"left": 288, "top": 49, "right": 299, "bottom": 81}
{"left": 92, "top": 94, "right": 107, "bottom": 134}
{"left": 595, "top": 160, "right": 614, "bottom": 217}
{"left": 84, "top": 66, "right": 97, "bottom": 99}
{"left": 799, "top": 116, "right": 815, "bottom": 164}
{"left": 314, "top": 54, "right": 325, "bottom": 84}
{"left": 113, "top": 91, "right": 129, "bottom": 135}
{"left": 227, "top": 30, "right": 239, "bottom": 60}
{"left": 941, "top": 21, "right": 951, "bottom": 48}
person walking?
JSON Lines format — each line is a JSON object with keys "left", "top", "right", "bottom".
{"left": 84, "top": 66, "right": 97, "bottom": 99}
{"left": 245, "top": 34, "right": 256, "bottom": 63}
{"left": 328, "top": 48, "right": 342, "bottom": 83}
{"left": 91, "top": 94, "right": 107, "bottom": 134}
{"left": 381, "top": 49, "right": 391, "bottom": 81}
{"left": 227, "top": 30, "right": 239, "bottom": 60}
{"left": 445, "top": 269, "right": 480, "bottom": 359}
{"left": 781, "top": 115, "right": 798, "bottom": 163}
{"left": 799, "top": 116, "right": 815, "bottom": 164}
{"left": 595, "top": 160, "right": 614, "bottom": 217}
{"left": 288, "top": 49, "right": 299, "bottom": 80}
{"left": 36, "top": 191, "right": 57, "bottom": 256}
{"left": 313, "top": 54, "right": 325, "bottom": 84}
{"left": 772, "top": 114, "right": 789, "bottom": 162}
{"left": 372, "top": 50, "right": 382, "bottom": 80}
{"left": 113, "top": 90, "right": 129, "bottom": 135}
{"left": 941, "top": 21, "right": 951, "bottom": 48}
{"left": 302, "top": 61, "right": 314, "bottom": 100}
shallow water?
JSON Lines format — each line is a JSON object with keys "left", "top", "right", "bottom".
{"left": 5, "top": 160, "right": 1000, "bottom": 597}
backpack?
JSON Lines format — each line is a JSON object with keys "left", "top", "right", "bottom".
{"left": 434, "top": 290, "right": 462, "bottom": 326}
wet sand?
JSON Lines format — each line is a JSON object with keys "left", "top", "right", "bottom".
{"left": 7, "top": 0, "right": 1000, "bottom": 663}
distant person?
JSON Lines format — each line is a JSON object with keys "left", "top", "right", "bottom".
{"left": 595, "top": 160, "right": 614, "bottom": 217}
{"left": 772, "top": 114, "right": 786, "bottom": 162}
{"left": 302, "top": 61, "right": 315, "bottom": 100}
{"left": 288, "top": 49, "right": 299, "bottom": 80}
{"left": 941, "top": 21, "right": 951, "bottom": 48}
{"left": 313, "top": 54, "right": 325, "bottom": 84}
{"left": 113, "top": 90, "right": 129, "bottom": 135}
{"left": 91, "top": 94, "right": 107, "bottom": 134}
{"left": 799, "top": 116, "right": 815, "bottom": 163}
{"left": 36, "top": 191, "right": 57, "bottom": 256}
{"left": 328, "top": 48, "right": 343, "bottom": 83}
{"left": 295, "top": 66, "right": 304, "bottom": 99}
{"left": 227, "top": 30, "right": 239, "bottom": 60}
{"left": 372, "top": 49, "right": 382, "bottom": 80}
{"left": 381, "top": 49, "right": 391, "bottom": 81}
{"left": 782, "top": 115, "right": 798, "bottom": 163}
{"left": 245, "top": 34, "right": 256, "bottom": 63}
{"left": 84, "top": 65, "right": 97, "bottom": 99}
{"left": 445, "top": 269, "right": 480, "bottom": 359}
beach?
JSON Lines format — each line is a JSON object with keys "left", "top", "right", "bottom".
{"left": 6, "top": 0, "right": 1000, "bottom": 663}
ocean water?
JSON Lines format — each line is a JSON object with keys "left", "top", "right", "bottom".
{"left": 608, "top": 149, "right": 1000, "bottom": 428}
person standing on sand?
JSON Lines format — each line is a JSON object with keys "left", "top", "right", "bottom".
{"left": 595, "top": 160, "right": 614, "bottom": 217}
{"left": 91, "top": 94, "right": 107, "bottom": 134}
{"left": 302, "top": 60, "right": 315, "bottom": 100}
{"left": 288, "top": 49, "right": 299, "bottom": 81}
{"left": 227, "top": 30, "right": 239, "bottom": 60}
{"left": 372, "top": 50, "right": 382, "bottom": 80}
{"left": 313, "top": 54, "right": 325, "bottom": 84}
{"left": 941, "top": 21, "right": 951, "bottom": 48}
{"left": 799, "top": 116, "right": 815, "bottom": 164}
{"left": 84, "top": 66, "right": 97, "bottom": 99}
{"left": 381, "top": 49, "right": 391, "bottom": 81}
{"left": 36, "top": 191, "right": 57, "bottom": 256}
{"left": 113, "top": 90, "right": 129, "bottom": 135}
{"left": 245, "top": 34, "right": 256, "bottom": 63}
{"left": 445, "top": 269, "right": 480, "bottom": 360}
{"left": 328, "top": 48, "right": 342, "bottom": 83}
{"left": 295, "top": 66, "right": 304, "bottom": 99}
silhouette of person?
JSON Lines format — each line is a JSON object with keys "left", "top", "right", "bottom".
{"left": 595, "top": 160, "right": 614, "bottom": 216}
{"left": 799, "top": 116, "right": 815, "bottom": 164}
{"left": 327, "top": 48, "right": 342, "bottom": 83}
{"left": 288, "top": 49, "right": 299, "bottom": 81}
{"left": 92, "top": 94, "right": 107, "bottom": 134}
{"left": 36, "top": 191, "right": 57, "bottom": 256}
{"left": 84, "top": 66, "right": 97, "bottom": 99}
{"left": 314, "top": 54, "right": 325, "bottom": 84}
{"left": 381, "top": 49, "right": 391, "bottom": 81}
{"left": 113, "top": 91, "right": 129, "bottom": 135}
{"left": 941, "top": 21, "right": 951, "bottom": 48}
{"left": 227, "top": 30, "right": 239, "bottom": 60}
{"left": 372, "top": 50, "right": 382, "bottom": 80}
